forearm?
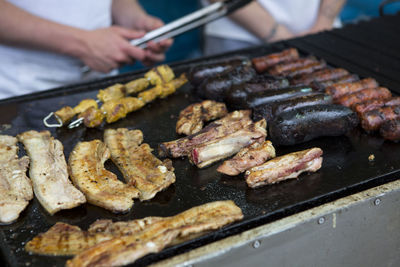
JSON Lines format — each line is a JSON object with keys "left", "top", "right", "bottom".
{"left": 0, "top": 0, "right": 87, "bottom": 58}
{"left": 112, "top": 0, "right": 148, "bottom": 29}
{"left": 313, "top": 0, "right": 346, "bottom": 30}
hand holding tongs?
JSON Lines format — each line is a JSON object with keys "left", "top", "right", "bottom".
{"left": 81, "top": 0, "right": 253, "bottom": 73}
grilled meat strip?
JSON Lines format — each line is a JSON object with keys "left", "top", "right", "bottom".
{"left": 353, "top": 97, "right": 400, "bottom": 117}
{"left": 245, "top": 147, "right": 323, "bottom": 188}
{"left": 69, "top": 140, "right": 139, "bottom": 213}
{"left": 25, "top": 217, "right": 163, "bottom": 256}
{"left": 335, "top": 87, "right": 392, "bottom": 107}
{"left": 292, "top": 68, "right": 350, "bottom": 86}
{"left": 66, "top": 200, "right": 243, "bottom": 267}
{"left": 0, "top": 135, "right": 33, "bottom": 224}
{"left": 217, "top": 140, "right": 275, "bottom": 176}
{"left": 17, "top": 131, "right": 85, "bottom": 215}
{"left": 190, "top": 119, "right": 267, "bottom": 168}
{"left": 361, "top": 105, "right": 400, "bottom": 132}
{"left": 267, "top": 57, "right": 319, "bottom": 76}
{"left": 252, "top": 48, "right": 300, "bottom": 73}
{"left": 310, "top": 74, "right": 360, "bottom": 91}
{"left": 176, "top": 100, "right": 228, "bottom": 135}
{"left": 104, "top": 128, "right": 175, "bottom": 201}
{"left": 160, "top": 110, "right": 253, "bottom": 158}
{"left": 282, "top": 61, "right": 327, "bottom": 79}
{"left": 325, "top": 78, "right": 379, "bottom": 99}
{"left": 380, "top": 119, "right": 400, "bottom": 141}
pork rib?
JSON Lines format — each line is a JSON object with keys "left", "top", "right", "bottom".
{"left": 104, "top": 128, "right": 175, "bottom": 201}
{"left": 17, "top": 131, "right": 85, "bottom": 215}
{"left": 68, "top": 140, "right": 139, "bottom": 213}
{"left": 0, "top": 135, "right": 33, "bottom": 224}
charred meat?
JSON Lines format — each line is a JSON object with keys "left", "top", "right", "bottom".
{"left": 325, "top": 78, "right": 379, "bottom": 99}
{"left": 361, "top": 105, "right": 400, "bottom": 132}
{"left": 292, "top": 68, "right": 350, "bottom": 86}
{"left": 335, "top": 87, "right": 392, "bottom": 107}
{"left": 252, "top": 48, "right": 299, "bottom": 73}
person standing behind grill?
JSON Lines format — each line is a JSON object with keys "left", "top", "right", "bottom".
{"left": 203, "top": 0, "right": 346, "bottom": 55}
{"left": 0, "top": 0, "right": 173, "bottom": 100}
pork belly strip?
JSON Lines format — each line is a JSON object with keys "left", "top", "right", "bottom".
{"left": 245, "top": 147, "right": 323, "bottom": 188}
{"left": 66, "top": 200, "right": 243, "bottom": 267}
{"left": 0, "top": 135, "right": 33, "bottom": 224}
{"left": 17, "top": 131, "right": 85, "bottom": 215}
{"left": 68, "top": 140, "right": 139, "bottom": 213}
{"left": 325, "top": 78, "right": 378, "bottom": 99}
{"left": 104, "top": 128, "right": 175, "bottom": 201}
{"left": 159, "top": 110, "right": 253, "bottom": 158}
{"left": 335, "top": 87, "right": 392, "bottom": 107}
{"left": 176, "top": 100, "right": 228, "bottom": 135}
{"left": 190, "top": 119, "right": 267, "bottom": 168}
{"left": 217, "top": 140, "right": 276, "bottom": 176}
{"left": 25, "top": 217, "right": 163, "bottom": 256}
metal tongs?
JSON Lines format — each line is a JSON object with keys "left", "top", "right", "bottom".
{"left": 81, "top": 0, "right": 252, "bottom": 73}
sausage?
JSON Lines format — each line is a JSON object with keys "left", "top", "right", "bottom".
{"left": 353, "top": 96, "right": 400, "bottom": 116}
{"left": 292, "top": 68, "right": 350, "bottom": 85}
{"left": 269, "top": 104, "right": 359, "bottom": 146}
{"left": 283, "top": 61, "right": 327, "bottom": 78}
{"left": 380, "top": 119, "right": 400, "bottom": 141}
{"left": 252, "top": 93, "right": 332, "bottom": 121}
{"left": 335, "top": 87, "right": 392, "bottom": 107}
{"left": 228, "top": 86, "right": 315, "bottom": 110}
{"left": 267, "top": 57, "right": 319, "bottom": 76}
{"left": 224, "top": 77, "right": 290, "bottom": 108}
{"left": 196, "top": 64, "right": 256, "bottom": 101}
{"left": 252, "top": 48, "right": 299, "bottom": 73}
{"left": 310, "top": 74, "right": 360, "bottom": 91}
{"left": 325, "top": 78, "right": 378, "bottom": 99}
{"left": 361, "top": 105, "right": 400, "bottom": 132}
{"left": 189, "top": 57, "right": 250, "bottom": 86}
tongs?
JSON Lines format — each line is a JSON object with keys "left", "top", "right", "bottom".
{"left": 81, "top": 0, "right": 252, "bottom": 73}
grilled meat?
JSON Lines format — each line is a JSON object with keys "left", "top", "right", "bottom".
{"left": 310, "top": 74, "right": 360, "bottom": 91}
{"left": 361, "top": 105, "right": 400, "bottom": 132}
{"left": 66, "top": 200, "right": 243, "bottom": 267}
{"left": 73, "top": 99, "right": 98, "bottom": 114}
{"left": 269, "top": 104, "right": 359, "bottom": 146}
{"left": 189, "top": 57, "right": 250, "bottom": 86}
{"left": 176, "top": 100, "right": 228, "bottom": 135}
{"left": 292, "top": 68, "right": 350, "bottom": 86}
{"left": 54, "top": 106, "right": 76, "bottom": 124}
{"left": 190, "top": 119, "right": 267, "bottom": 168}
{"left": 380, "top": 118, "right": 400, "bottom": 141}
{"left": 78, "top": 107, "right": 105, "bottom": 128}
{"left": 145, "top": 65, "right": 175, "bottom": 85}
{"left": 252, "top": 48, "right": 299, "bottom": 73}
{"left": 125, "top": 78, "right": 150, "bottom": 95}
{"left": 160, "top": 110, "right": 253, "bottom": 158}
{"left": 97, "top": 84, "right": 126, "bottom": 103}
{"left": 335, "top": 87, "right": 392, "bottom": 107}
{"left": 68, "top": 140, "right": 139, "bottom": 213}
{"left": 353, "top": 97, "right": 400, "bottom": 116}
{"left": 217, "top": 140, "right": 275, "bottom": 176}
{"left": 267, "top": 57, "right": 319, "bottom": 76}
{"left": 17, "top": 131, "right": 86, "bottom": 215}
{"left": 325, "top": 78, "right": 379, "bottom": 99}
{"left": 245, "top": 147, "right": 323, "bottom": 188}
{"left": 0, "top": 135, "right": 33, "bottom": 224}
{"left": 282, "top": 61, "right": 327, "bottom": 79}
{"left": 104, "top": 128, "right": 175, "bottom": 201}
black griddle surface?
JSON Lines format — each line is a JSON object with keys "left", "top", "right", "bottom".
{"left": 1, "top": 14, "right": 400, "bottom": 267}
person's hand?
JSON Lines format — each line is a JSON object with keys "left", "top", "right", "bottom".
{"left": 78, "top": 26, "right": 147, "bottom": 73}
{"left": 134, "top": 15, "right": 173, "bottom": 66}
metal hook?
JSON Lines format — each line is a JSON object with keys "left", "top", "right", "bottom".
{"left": 43, "top": 112, "right": 63, "bottom": 128}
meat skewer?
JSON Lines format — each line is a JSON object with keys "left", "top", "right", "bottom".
{"left": 17, "top": 130, "right": 86, "bottom": 215}
{"left": 159, "top": 110, "right": 253, "bottom": 158}
{"left": 252, "top": 48, "right": 300, "bottom": 73}
{"left": 104, "top": 128, "right": 176, "bottom": 201}
{"left": 245, "top": 147, "right": 323, "bottom": 188}
{"left": 291, "top": 68, "right": 350, "bottom": 86}
{"left": 361, "top": 105, "right": 400, "bottom": 132}
{"left": 189, "top": 119, "right": 267, "bottom": 168}
{"left": 0, "top": 135, "right": 33, "bottom": 224}
{"left": 217, "top": 140, "right": 276, "bottom": 176}
{"left": 325, "top": 78, "right": 379, "bottom": 99}
{"left": 65, "top": 200, "right": 243, "bottom": 267}
{"left": 176, "top": 100, "right": 228, "bottom": 135}
{"left": 335, "top": 87, "right": 392, "bottom": 107}
{"left": 380, "top": 118, "right": 400, "bottom": 141}
{"left": 267, "top": 57, "right": 319, "bottom": 76}
{"left": 68, "top": 140, "right": 139, "bottom": 213}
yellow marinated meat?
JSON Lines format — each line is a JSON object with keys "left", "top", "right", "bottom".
{"left": 97, "top": 84, "right": 125, "bottom": 103}
{"left": 120, "top": 97, "right": 145, "bottom": 113}
{"left": 125, "top": 78, "right": 150, "bottom": 95}
{"left": 54, "top": 106, "right": 75, "bottom": 124}
{"left": 78, "top": 107, "right": 105, "bottom": 128}
{"left": 73, "top": 99, "right": 98, "bottom": 114}
{"left": 100, "top": 100, "right": 128, "bottom": 124}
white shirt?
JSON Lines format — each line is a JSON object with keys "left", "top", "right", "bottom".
{"left": 0, "top": 0, "right": 113, "bottom": 100}
{"left": 205, "top": 0, "right": 320, "bottom": 43}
